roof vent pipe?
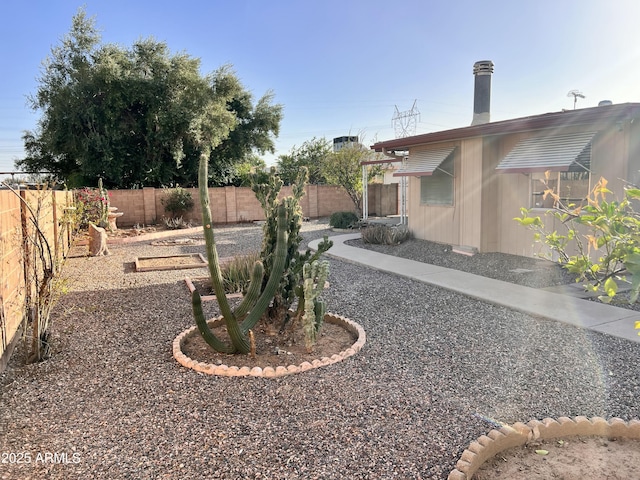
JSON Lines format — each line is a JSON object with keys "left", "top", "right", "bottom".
{"left": 471, "top": 60, "right": 494, "bottom": 126}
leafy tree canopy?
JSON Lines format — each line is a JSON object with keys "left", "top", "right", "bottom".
{"left": 321, "top": 141, "right": 381, "bottom": 213}
{"left": 18, "top": 8, "right": 282, "bottom": 189}
{"left": 276, "top": 137, "right": 331, "bottom": 185}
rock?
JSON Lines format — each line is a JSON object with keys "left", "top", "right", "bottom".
{"left": 88, "top": 223, "right": 110, "bottom": 256}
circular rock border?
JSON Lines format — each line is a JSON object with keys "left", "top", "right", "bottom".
{"left": 448, "top": 416, "right": 640, "bottom": 479}
{"left": 173, "top": 313, "right": 366, "bottom": 378}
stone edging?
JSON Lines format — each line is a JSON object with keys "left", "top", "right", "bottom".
{"left": 75, "top": 226, "right": 203, "bottom": 246}
{"left": 448, "top": 416, "right": 640, "bottom": 479}
{"left": 173, "top": 313, "right": 366, "bottom": 378}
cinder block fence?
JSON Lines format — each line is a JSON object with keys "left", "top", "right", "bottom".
{"left": 109, "top": 184, "right": 397, "bottom": 227}
{"left": 0, "top": 183, "right": 396, "bottom": 372}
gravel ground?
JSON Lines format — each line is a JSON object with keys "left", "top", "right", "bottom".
{"left": 345, "top": 237, "right": 577, "bottom": 289}
{"left": 1, "top": 219, "right": 640, "bottom": 479}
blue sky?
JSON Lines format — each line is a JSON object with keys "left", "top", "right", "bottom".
{"left": 1, "top": 0, "right": 640, "bottom": 173}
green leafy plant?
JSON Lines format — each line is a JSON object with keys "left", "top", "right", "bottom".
{"left": 321, "top": 140, "right": 383, "bottom": 212}
{"left": 515, "top": 176, "right": 640, "bottom": 304}
{"left": 329, "top": 211, "right": 359, "bottom": 229}
{"left": 361, "top": 224, "right": 412, "bottom": 245}
{"left": 161, "top": 187, "right": 194, "bottom": 218}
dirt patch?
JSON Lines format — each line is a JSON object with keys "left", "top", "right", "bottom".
{"left": 474, "top": 436, "right": 640, "bottom": 479}
{"left": 181, "top": 317, "right": 356, "bottom": 369}
{"left": 180, "top": 276, "right": 357, "bottom": 370}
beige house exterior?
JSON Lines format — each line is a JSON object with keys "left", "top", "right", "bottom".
{"left": 371, "top": 102, "right": 640, "bottom": 257}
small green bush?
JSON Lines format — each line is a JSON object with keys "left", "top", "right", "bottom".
{"left": 161, "top": 187, "right": 194, "bottom": 218}
{"left": 361, "top": 224, "right": 412, "bottom": 245}
{"left": 329, "top": 211, "right": 359, "bottom": 229}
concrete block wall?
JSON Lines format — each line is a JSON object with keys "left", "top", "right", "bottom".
{"left": 109, "top": 183, "right": 398, "bottom": 227}
{"left": 316, "top": 186, "right": 358, "bottom": 216}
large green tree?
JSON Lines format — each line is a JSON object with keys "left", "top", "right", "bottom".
{"left": 321, "top": 142, "right": 380, "bottom": 213}
{"left": 276, "top": 137, "right": 331, "bottom": 185}
{"left": 18, "top": 8, "right": 282, "bottom": 188}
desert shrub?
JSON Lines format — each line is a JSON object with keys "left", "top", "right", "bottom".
{"left": 329, "top": 211, "right": 359, "bottom": 229}
{"left": 162, "top": 216, "right": 193, "bottom": 230}
{"left": 361, "top": 224, "right": 412, "bottom": 245}
{"left": 221, "top": 252, "right": 261, "bottom": 294}
{"left": 161, "top": 187, "right": 194, "bottom": 218}
{"left": 75, "top": 186, "right": 109, "bottom": 229}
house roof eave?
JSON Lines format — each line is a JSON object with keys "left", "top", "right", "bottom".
{"left": 370, "top": 103, "right": 640, "bottom": 153}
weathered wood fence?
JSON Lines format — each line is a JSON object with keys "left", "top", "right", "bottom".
{"left": 0, "top": 189, "right": 74, "bottom": 372}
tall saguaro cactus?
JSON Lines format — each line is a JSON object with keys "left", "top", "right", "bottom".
{"left": 192, "top": 151, "right": 289, "bottom": 354}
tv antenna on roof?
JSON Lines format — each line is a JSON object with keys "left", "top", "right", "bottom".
{"left": 392, "top": 100, "right": 420, "bottom": 138}
{"left": 567, "top": 90, "right": 585, "bottom": 109}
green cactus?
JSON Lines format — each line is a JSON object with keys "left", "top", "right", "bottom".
{"left": 302, "top": 260, "right": 329, "bottom": 352}
{"left": 193, "top": 150, "right": 289, "bottom": 354}
{"left": 251, "top": 167, "right": 333, "bottom": 332}
{"left": 97, "top": 177, "right": 110, "bottom": 229}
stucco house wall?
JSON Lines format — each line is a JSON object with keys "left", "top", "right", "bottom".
{"left": 372, "top": 103, "right": 640, "bottom": 258}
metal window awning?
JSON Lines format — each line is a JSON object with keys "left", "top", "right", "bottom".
{"left": 393, "top": 146, "right": 456, "bottom": 177}
{"left": 496, "top": 131, "right": 597, "bottom": 173}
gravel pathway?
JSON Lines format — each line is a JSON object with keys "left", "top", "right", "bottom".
{"left": 1, "top": 220, "right": 639, "bottom": 479}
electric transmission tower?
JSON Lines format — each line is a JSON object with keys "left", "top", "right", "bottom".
{"left": 392, "top": 100, "right": 420, "bottom": 138}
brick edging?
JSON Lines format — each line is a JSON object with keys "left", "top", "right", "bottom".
{"left": 173, "top": 313, "right": 366, "bottom": 377}
{"left": 448, "top": 416, "right": 640, "bottom": 479}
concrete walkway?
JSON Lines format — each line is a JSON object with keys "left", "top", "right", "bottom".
{"left": 309, "top": 233, "right": 640, "bottom": 344}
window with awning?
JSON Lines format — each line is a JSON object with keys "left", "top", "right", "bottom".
{"left": 496, "top": 131, "right": 596, "bottom": 208}
{"left": 496, "top": 131, "right": 596, "bottom": 173}
{"left": 393, "top": 146, "right": 457, "bottom": 177}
